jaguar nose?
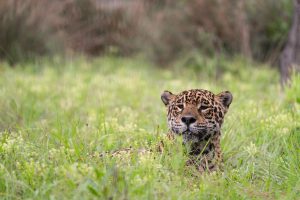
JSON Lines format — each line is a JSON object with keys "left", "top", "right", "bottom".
{"left": 181, "top": 115, "right": 197, "bottom": 126}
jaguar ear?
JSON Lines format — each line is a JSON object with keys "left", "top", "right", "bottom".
{"left": 161, "top": 90, "right": 174, "bottom": 106}
{"left": 216, "top": 91, "right": 233, "bottom": 108}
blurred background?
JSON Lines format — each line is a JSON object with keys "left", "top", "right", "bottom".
{"left": 0, "top": 1, "right": 294, "bottom": 63}
{"left": 1, "top": 0, "right": 300, "bottom": 84}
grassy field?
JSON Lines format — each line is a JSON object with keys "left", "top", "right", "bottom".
{"left": 0, "top": 57, "right": 299, "bottom": 199}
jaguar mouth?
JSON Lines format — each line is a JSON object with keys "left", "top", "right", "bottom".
{"left": 183, "top": 127, "right": 207, "bottom": 135}
{"left": 171, "top": 126, "right": 208, "bottom": 136}
{"left": 182, "top": 129, "right": 212, "bottom": 142}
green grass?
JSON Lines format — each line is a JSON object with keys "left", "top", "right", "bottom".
{"left": 0, "top": 57, "right": 299, "bottom": 199}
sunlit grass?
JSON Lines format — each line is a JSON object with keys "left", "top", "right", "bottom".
{"left": 0, "top": 57, "right": 299, "bottom": 199}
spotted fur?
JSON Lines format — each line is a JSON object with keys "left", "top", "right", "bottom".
{"left": 161, "top": 89, "right": 233, "bottom": 172}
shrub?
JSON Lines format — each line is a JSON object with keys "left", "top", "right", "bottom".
{"left": 60, "top": 0, "right": 143, "bottom": 56}
{"left": 0, "top": 0, "right": 63, "bottom": 64}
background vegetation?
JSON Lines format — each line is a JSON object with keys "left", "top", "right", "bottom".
{"left": 0, "top": 0, "right": 293, "bottom": 65}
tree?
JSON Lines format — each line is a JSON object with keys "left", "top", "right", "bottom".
{"left": 279, "top": 0, "right": 300, "bottom": 85}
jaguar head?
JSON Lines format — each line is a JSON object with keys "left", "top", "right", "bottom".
{"left": 161, "top": 89, "right": 232, "bottom": 141}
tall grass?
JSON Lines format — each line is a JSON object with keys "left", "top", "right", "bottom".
{"left": 0, "top": 57, "right": 299, "bottom": 199}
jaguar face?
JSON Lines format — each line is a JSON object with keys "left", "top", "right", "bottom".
{"left": 161, "top": 89, "right": 232, "bottom": 141}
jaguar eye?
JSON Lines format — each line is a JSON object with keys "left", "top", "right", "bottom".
{"left": 177, "top": 104, "right": 184, "bottom": 110}
{"left": 199, "top": 105, "right": 210, "bottom": 111}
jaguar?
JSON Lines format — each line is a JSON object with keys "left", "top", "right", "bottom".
{"left": 161, "top": 89, "right": 233, "bottom": 173}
